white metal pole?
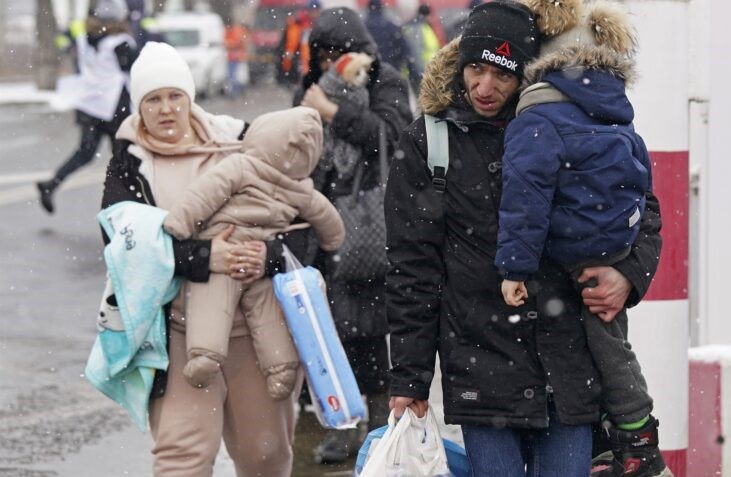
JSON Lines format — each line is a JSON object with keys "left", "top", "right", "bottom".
{"left": 687, "top": 0, "right": 710, "bottom": 348}
{"left": 625, "top": 2, "right": 690, "bottom": 475}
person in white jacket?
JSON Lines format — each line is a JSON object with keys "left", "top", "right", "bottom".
{"left": 37, "top": 0, "right": 136, "bottom": 214}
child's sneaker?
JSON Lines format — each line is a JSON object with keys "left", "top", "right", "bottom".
{"left": 590, "top": 415, "right": 674, "bottom": 477}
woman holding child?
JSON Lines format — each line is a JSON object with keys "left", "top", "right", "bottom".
{"left": 101, "top": 41, "right": 299, "bottom": 476}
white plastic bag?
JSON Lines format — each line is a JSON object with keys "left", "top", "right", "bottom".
{"left": 359, "top": 408, "right": 452, "bottom": 477}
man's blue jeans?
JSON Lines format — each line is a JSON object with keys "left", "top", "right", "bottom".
{"left": 461, "top": 405, "right": 591, "bottom": 477}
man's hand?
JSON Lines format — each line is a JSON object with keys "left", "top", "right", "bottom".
{"left": 577, "top": 266, "right": 632, "bottom": 322}
{"left": 301, "top": 85, "right": 339, "bottom": 123}
{"left": 389, "top": 396, "right": 429, "bottom": 419}
{"left": 501, "top": 279, "right": 528, "bottom": 307}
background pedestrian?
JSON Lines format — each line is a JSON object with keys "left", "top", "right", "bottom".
{"left": 37, "top": 0, "right": 136, "bottom": 214}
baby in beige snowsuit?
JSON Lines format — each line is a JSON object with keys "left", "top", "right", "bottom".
{"left": 164, "top": 106, "right": 345, "bottom": 397}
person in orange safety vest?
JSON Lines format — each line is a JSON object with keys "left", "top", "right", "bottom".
{"left": 224, "top": 22, "right": 250, "bottom": 96}
{"left": 277, "top": 0, "right": 320, "bottom": 86}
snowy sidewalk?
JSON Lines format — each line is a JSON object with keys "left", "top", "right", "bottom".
{"left": 0, "top": 81, "right": 59, "bottom": 105}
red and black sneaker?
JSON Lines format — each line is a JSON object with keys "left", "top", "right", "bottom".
{"left": 590, "top": 415, "right": 674, "bottom": 477}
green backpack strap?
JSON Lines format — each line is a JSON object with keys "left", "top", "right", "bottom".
{"left": 424, "top": 114, "right": 449, "bottom": 193}
{"left": 516, "top": 82, "right": 571, "bottom": 116}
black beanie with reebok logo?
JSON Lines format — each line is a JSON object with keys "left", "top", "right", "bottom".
{"left": 458, "top": 0, "right": 540, "bottom": 79}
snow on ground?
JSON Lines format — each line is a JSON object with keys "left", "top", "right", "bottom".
{"left": 0, "top": 81, "right": 58, "bottom": 105}
{"left": 0, "top": 79, "right": 80, "bottom": 113}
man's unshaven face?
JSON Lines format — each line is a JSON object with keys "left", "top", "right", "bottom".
{"left": 463, "top": 63, "right": 520, "bottom": 118}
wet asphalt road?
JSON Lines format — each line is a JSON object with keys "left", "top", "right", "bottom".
{"left": 0, "top": 83, "right": 356, "bottom": 477}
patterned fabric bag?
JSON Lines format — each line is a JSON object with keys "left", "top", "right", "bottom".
{"left": 329, "top": 124, "right": 389, "bottom": 282}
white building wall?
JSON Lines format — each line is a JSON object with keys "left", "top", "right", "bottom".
{"left": 705, "top": 0, "right": 731, "bottom": 345}
{"left": 626, "top": 1, "right": 689, "bottom": 151}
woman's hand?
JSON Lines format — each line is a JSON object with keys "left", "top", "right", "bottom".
{"left": 209, "top": 225, "right": 245, "bottom": 274}
{"left": 229, "top": 240, "right": 266, "bottom": 285}
{"left": 301, "top": 85, "right": 339, "bottom": 123}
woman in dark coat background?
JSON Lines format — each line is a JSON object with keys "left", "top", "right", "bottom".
{"left": 292, "top": 6, "right": 413, "bottom": 464}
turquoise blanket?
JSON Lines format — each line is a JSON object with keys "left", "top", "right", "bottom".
{"left": 86, "top": 201, "right": 181, "bottom": 431}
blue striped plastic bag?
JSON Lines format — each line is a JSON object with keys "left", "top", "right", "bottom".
{"left": 272, "top": 245, "right": 365, "bottom": 429}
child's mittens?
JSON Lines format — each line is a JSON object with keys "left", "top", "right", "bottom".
{"left": 264, "top": 362, "right": 300, "bottom": 400}
{"left": 183, "top": 353, "right": 223, "bottom": 388}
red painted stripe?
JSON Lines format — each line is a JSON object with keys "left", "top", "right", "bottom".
{"left": 663, "top": 449, "right": 687, "bottom": 477}
{"left": 644, "top": 151, "right": 689, "bottom": 301}
{"left": 687, "top": 361, "right": 722, "bottom": 477}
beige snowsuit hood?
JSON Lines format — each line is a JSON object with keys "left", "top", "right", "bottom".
{"left": 164, "top": 106, "right": 345, "bottom": 251}
{"left": 161, "top": 107, "right": 344, "bottom": 399}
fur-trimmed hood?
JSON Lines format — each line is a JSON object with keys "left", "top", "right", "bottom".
{"left": 419, "top": 38, "right": 461, "bottom": 116}
{"left": 418, "top": 1, "right": 637, "bottom": 115}
{"left": 523, "top": 44, "right": 636, "bottom": 88}
{"left": 521, "top": 0, "right": 637, "bottom": 87}
{"left": 519, "top": 0, "right": 638, "bottom": 123}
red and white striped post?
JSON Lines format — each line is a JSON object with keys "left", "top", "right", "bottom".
{"left": 687, "top": 348, "right": 731, "bottom": 476}
{"left": 625, "top": 2, "right": 690, "bottom": 476}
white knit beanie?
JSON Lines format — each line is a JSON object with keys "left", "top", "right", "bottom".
{"left": 130, "top": 42, "right": 196, "bottom": 110}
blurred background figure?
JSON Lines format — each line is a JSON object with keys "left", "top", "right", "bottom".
{"left": 364, "top": 0, "right": 412, "bottom": 75}
{"left": 54, "top": 17, "right": 86, "bottom": 75}
{"left": 154, "top": 10, "right": 227, "bottom": 99}
{"left": 277, "top": 0, "right": 320, "bottom": 87}
{"left": 444, "top": 0, "right": 483, "bottom": 40}
{"left": 224, "top": 20, "right": 250, "bottom": 97}
{"left": 293, "top": 6, "right": 413, "bottom": 465}
{"left": 402, "top": 4, "right": 440, "bottom": 94}
{"left": 125, "top": 0, "right": 163, "bottom": 46}
{"left": 36, "top": 0, "right": 137, "bottom": 214}
{"left": 125, "top": 0, "right": 145, "bottom": 42}
{"left": 299, "top": 0, "right": 321, "bottom": 75}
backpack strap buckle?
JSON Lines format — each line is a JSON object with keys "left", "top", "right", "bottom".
{"left": 432, "top": 166, "right": 446, "bottom": 193}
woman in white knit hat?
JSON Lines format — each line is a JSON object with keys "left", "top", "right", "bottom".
{"left": 101, "top": 41, "right": 298, "bottom": 476}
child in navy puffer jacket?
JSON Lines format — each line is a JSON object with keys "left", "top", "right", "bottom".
{"left": 495, "top": 1, "right": 672, "bottom": 477}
